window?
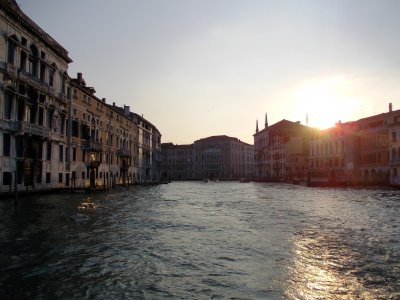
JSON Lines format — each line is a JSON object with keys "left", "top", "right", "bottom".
{"left": 3, "top": 133, "right": 11, "bottom": 157}
{"left": 82, "top": 171, "right": 85, "bottom": 179}
{"left": 61, "top": 77, "right": 66, "bottom": 95}
{"left": 392, "top": 132, "right": 397, "bottom": 143}
{"left": 20, "top": 51, "right": 27, "bottom": 71}
{"left": 3, "top": 172, "right": 12, "bottom": 185}
{"left": 72, "top": 148, "right": 76, "bottom": 161}
{"left": 16, "top": 136, "right": 23, "bottom": 157}
{"left": 40, "top": 62, "right": 46, "bottom": 81}
{"left": 47, "top": 142, "right": 52, "bottom": 160}
{"left": 60, "top": 115, "right": 65, "bottom": 134}
{"left": 59, "top": 145, "right": 63, "bottom": 161}
{"left": 59, "top": 173, "right": 63, "bottom": 183}
{"left": 38, "top": 107, "right": 44, "bottom": 126}
{"left": 72, "top": 120, "right": 79, "bottom": 137}
{"left": 4, "top": 93, "right": 12, "bottom": 119}
{"left": 7, "top": 40, "right": 16, "bottom": 65}
{"left": 46, "top": 172, "right": 51, "bottom": 183}
{"left": 65, "top": 147, "right": 69, "bottom": 162}
{"left": 49, "top": 68, "right": 54, "bottom": 86}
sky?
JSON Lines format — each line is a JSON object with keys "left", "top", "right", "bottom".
{"left": 18, "top": 0, "right": 400, "bottom": 144}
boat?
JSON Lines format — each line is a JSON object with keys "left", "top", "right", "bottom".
{"left": 240, "top": 178, "right": 250, "bottom": 183}
{"left": 203, "top": 179, "right": 210, "bottom": 182}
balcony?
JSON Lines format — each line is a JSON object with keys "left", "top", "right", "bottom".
{"left": 58, "top": 92, "right": 68, "bottom": 104}
{"left": 390, "top": 158, "right": 400, "bottom": 166}
{"left": 0, "top": 119, "right": 18, "bottom": 132}
{"left": 82, "top": 140, "right": 103, "bottom": 152}
{"left": 88, "top": 160, "right": 101, "bottom": 168}
{"left": 116, "top": 148, "right": 130, "bottom": 157}
{"left": 5, "top": 63, "right": 17, "bottom": 77}
{"left": 17, "top": 121, "right": 50, "bottom": 139}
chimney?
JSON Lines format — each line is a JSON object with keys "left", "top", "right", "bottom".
{"left": 124, "top": 105, "right": 130, "bottom": 116}
{"left": 113, "top": 102, "right": 115, "bottom": 107}
{"left": 102, "top": 98, "right": 106, "bottom": 103}
{"left": 389, "top": 102, "right": 393, "bottom": 112}
{"left": 77, "top": 72, "right": 82, "bottom": 85}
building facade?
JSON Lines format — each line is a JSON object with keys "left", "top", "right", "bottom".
{"left": 253, "top": 116, "right": 311, "bottom": 182}
{"left": 0, "top": 1, "right": 161, "bottom": 195}
{"left": 253, "top": 115, "right": 269, "bottom": 179}
{"left": 161, "top": 143, "right": 194, "bottom": 181}
{"left": 193, "top": 135, "right": 254, "bottom": 180}
{"left": 307, "top": 104, "right": 400, "bottom": 186}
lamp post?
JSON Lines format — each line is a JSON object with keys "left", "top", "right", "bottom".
{"left": 88, "top": 151, "right": 100, "bottom": 191}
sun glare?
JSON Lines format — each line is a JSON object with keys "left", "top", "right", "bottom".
{"left": 292, "top": 76, "right": 360, "bottom": 129}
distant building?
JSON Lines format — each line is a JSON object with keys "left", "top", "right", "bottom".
{"left": 161, "top": 143, "right": 194, "bottom": 180}
{"left": 193, "top": 135, "right": 254, "bottom": 180}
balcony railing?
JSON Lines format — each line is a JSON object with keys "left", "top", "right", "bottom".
{"left": 6, "top": 63, "right": 17, "bottom": 77}
{"left": 116, "top": 148, "right": 130, "bottom": 157}
{"left": 390, "top": 158, "right": 400, "bottom": 166}
{"left": 88, "top": 160, "right": 101, "bottom": 168}
{"left": 17, "top": 121, "right": 50, "bottom": 139}
{"left": 0, "top": 119, "right": 18, "bottom": 132}
{"left": 82, "top": 140, "right": 103, "bottom": 152}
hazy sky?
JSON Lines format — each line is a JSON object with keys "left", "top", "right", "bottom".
{"left": 19, "top": 0, "right": 400, "bottom": 144}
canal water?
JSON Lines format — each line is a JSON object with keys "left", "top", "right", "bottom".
{"left": 0, "top": 182, "right": 399, "bottom": 299}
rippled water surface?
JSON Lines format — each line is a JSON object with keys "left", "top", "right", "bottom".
{"left": 1, "top": 182, "right": 399, "bottom": 299}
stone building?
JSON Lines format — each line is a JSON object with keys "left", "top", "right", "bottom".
{"left": 253, "top": 114, "right": 269, "bottom": 179}
{"left": 308, "top": 121, "right": 357, "bottom": 185}
{"left": 387, "top": 105, "right": 400, "bottom": 186}
{"left": 193, "top": 135, "right": 254, "bottom": 180}
{"left": 308, "top": 104, "right": 398, "bottom": 186}
{"left": 0, "top": 0, "right": 161, "bottom": 195}
{"left": 0, "top": 0, "right": 73, "bottom": 192}
{"left": 253, "top": 116, "right": 311, "bottom": 182}
{"left": 161, "top": 143, "right": 194, "bottom": 180}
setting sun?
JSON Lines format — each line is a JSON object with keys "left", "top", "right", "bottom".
{"left": 292, "top": 76, "right": 361, "bottom": 129}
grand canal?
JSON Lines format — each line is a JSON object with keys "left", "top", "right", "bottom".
{"left": 0, "top": 182, "right": 399, "bottom": 299}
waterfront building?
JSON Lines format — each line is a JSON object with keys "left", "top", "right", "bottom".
{"left": 253, "top": 116, "right": 311, "bottom": 182}
{"left": 133, "top": 113, "right": 161, "bottom": 183}
{"left": 0, "top": 1, "right": 161, "bottom": 195}
{"left": 0, "top": 0, "right": 73, "bottom": 192}
{"left": 114, "top": 108, "right": 162, "bottom": 184}
{"left": 193, "top": 135, "right": 254, "bottom": 180}
{"left": 253, "top": 114, "right": 269, "bottom": 179}
{"left": 69, "top": 73, "right": 136, "bottom": 189}
{"left": 387, "top": 105, "right": 400, "bottom": 186}
{"left": 356, "top": 112, "right": 390, "bottom": 185}
{"left": 308, "top": 104, "right": 397, "bottom": 186}
{"left": 308, "top": 121, "right": 357, "bottom": 185}
{"left": 161, "top": 143, "right": 194, "bottom": 180}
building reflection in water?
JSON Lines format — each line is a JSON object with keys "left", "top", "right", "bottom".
{"left": 285, "top": 229, "right": 382, "bottom": 300}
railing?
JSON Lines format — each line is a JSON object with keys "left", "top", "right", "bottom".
{"left": 17, "top": 121, "right": 50, "bottom": 138}
{"left": 0, "top": 119, "right": 18, "bottom": 131}
{"left": 116, "top": 148, "right": 130, "bottom": 157}
{"left": 82, "top": 140, "right": 103, "bottom": 152}
{"left": 6, "top": 63, "right": 17, "bottom": 77}
{"left": 390, "top": 158, "right": 400, "bottom": 166}
{"left": 88, "top": 160, "right": 101, "bottom": 168}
